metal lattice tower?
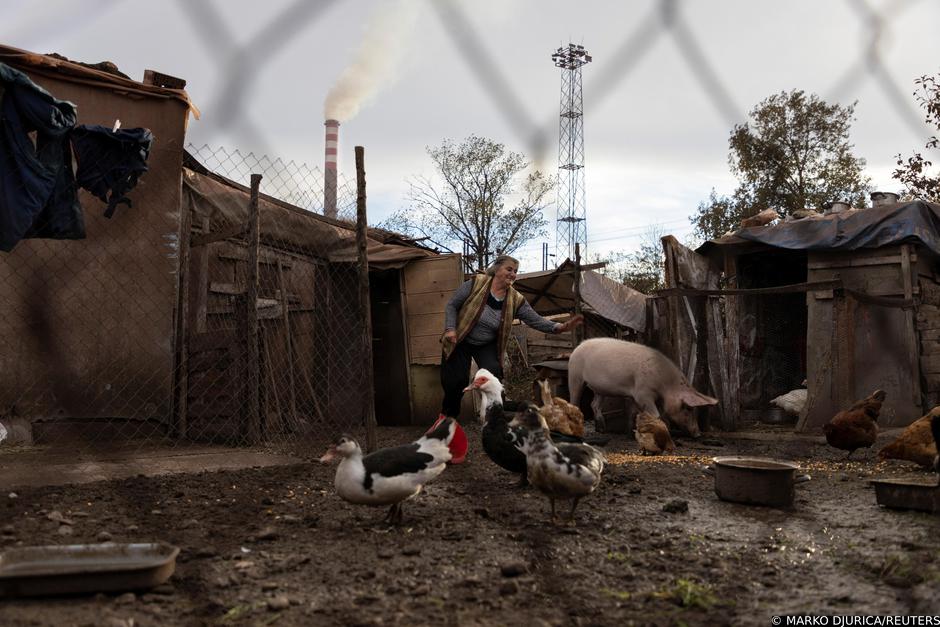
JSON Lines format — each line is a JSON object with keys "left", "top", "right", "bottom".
{"left": 552, "top": 43, "right": 591, "bottom": 262}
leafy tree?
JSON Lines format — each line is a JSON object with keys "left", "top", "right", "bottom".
{"left": 690, "top": 189, "right": 748, "bottom": 243}
{"left": 894, "top": 72, "right": 940, "bottom": 201}
{"left": 382, "top": 135, "right": 552, "bottom": 271}
{"left": 591, "top": 226, "right": 665, "bottom": 294}
{"left": 690, "top": 90, "right": 871, "bottom": 241}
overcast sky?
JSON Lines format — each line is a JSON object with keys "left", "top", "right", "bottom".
{"left": 5, "top": 0, "right": 940, "bottom": 270}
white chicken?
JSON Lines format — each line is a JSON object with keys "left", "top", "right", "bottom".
{"left": 771, "top": 388, "right": 808, "bottom": 416}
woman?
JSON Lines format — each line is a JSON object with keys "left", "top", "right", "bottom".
{"left": 440, "top": 254, "right": 583, "bottom": 418}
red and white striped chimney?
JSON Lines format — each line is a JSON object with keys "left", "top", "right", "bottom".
{"left": 324, "top": 119, "right": 339, "bottom": 219}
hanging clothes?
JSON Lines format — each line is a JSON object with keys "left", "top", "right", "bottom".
{"left": 0, "top": 62, "right": 83, "bottom": 252}
{"left": 1, "top": 62, "right": 156, "bottom": 252}
{"left": 71, "top": 125, "right": 153, "bottom": 218}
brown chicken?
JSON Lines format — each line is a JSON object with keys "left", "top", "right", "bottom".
{"left": 740, "top": 208, "right": 778, "bottom": 229}
{"left": 537, "top": 379, "right": 585, "bottom": 437}
{"left": 634, "top": 412, "right": 675, "bottom": 455}
{"left": 878, "top": 408, "right": 940, "bottom": 468}
{"left": 823, "top": 389, "right": 886, "bottom": 458}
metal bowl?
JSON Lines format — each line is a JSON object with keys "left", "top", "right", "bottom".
{"left": 703, "top": 457, "right": 810, "bottom": 508}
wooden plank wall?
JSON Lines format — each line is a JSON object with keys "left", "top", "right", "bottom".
{"left": 402, "top": 256, "right": 464, "bottom": 366}
{"left": 802, "top": 245, "right": 921, "bottom": 430}
{"left": 401, "top": 255, "right": 463, "bottom": 424}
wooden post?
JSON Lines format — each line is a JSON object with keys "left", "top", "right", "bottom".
{"left": 722, "top": 253, "right": 740, "bottom": 431}
{"left": 244, "top": 174, "right": 263, "bottom": 444}
{"left": 901, "top": 244, "right": 921, "bottom": 405}
{"left": 173, "top": 203, "right": 193, "bottom": 439}
{"left": 192, "top": 217, "right": 211, "bottom": 333}
{"left": 355, "top": 147, "right": 377, "bottom": 452}
{"left": 573, "top": 243, "right": 583, "bottom": 346}
{"left": 277, "top": 260, "right": 299, "bottom": 428}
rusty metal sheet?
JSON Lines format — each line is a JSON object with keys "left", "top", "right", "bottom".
{"left": 697, "top": 201, "right": 940, "bottom": 256}
{"left": 514, "top": 261, "right": 648, "bottom": 332}
{"left": 183, "top": 168, "right": 434, "bottom": 269}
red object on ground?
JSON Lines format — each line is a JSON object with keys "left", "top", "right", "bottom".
{"left": 427, "top": 414, "right": 468, "bottom": 464}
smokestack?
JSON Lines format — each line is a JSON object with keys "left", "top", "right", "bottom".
{"left": 324, "top": 119, "right": 339, "bottom": 219}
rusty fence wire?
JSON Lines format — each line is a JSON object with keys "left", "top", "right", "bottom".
{"left": 186, "top": 144, "right": 361, "bottom": 223}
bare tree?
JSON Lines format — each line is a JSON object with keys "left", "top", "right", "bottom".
{"left": 382, "top": 136, "right": 552, "bottom": 271}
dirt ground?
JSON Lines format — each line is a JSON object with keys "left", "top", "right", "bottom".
{"left": 1, "top": 422, "right": 939, "bottom": 627}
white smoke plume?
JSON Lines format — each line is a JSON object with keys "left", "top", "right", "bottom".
{"left": 324, "top": 0, "right": 419, "bottom": 122}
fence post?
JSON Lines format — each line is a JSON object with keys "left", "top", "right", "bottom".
{"left": 574, "top": 242, "right": 584, "bottom": 346}
{"left": 173, "top": 201, "right": 193, "bottom": 440}
{"left": 355, "top": 146, "right": 377, "bottom": 452}
{"left": 277, "top": 260, "right": 298, "bottom": 428}
{"left": 244, "top": 174, "right": 263, "bottom": 444}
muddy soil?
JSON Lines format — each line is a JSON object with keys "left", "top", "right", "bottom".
{"left": 1, "top": 424, "right": 939, "bottom": 627}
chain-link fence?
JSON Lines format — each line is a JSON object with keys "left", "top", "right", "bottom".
{"left": 186, "top": 143, "right": 361, "bottom": 223}
{"left": 0, "top": 59, "right": 379, "bottom": 457}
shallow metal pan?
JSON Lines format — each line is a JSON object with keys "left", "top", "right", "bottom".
{"left": 870, "top": 478, "right": 940, "bottom": 514}
{"left": 0, "top": 542, "right": 179, "bottom": 597}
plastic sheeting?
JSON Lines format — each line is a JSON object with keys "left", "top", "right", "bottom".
{"left": 513, "top": 260, "right": 648, "bottom": 332}
{"left": 697, "top": 201, "right": 940, "bottom": 256}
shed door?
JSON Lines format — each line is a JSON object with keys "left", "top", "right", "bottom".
{"left": 402, "top": 255, "right": 464, "bottom": 365}
{"left": 801, "top": 246, "right": 921, "bottom": 430}
{"left": 401, "top": 254, "right": 464, "bottom": 424}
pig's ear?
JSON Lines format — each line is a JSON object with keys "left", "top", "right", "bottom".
{"left": 680, "top": 387, "right": 719, "bottom": 407}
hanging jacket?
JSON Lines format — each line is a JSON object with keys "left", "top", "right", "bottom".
{"left": 71, "top": 125, "right": 153, "bottom": 218}
{"left": 0, "top": 62, "right": 82, "bottom": 252}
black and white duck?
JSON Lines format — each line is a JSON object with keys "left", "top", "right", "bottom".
{"left": 464, "top": 369, "right": 608, "bottom": 487}
{"left": 510, "top": 403, "right": 605, "bottom": 525}
{"left": 319, "top": 417, "right": 457, "bottom": 524}
{"left": 464, "top": 369, "right": 529, "bottom": 485}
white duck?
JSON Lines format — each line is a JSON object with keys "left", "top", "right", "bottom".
{"left": 510, "top": 403, "right": 605, "bottom": 525}
{"left": 319, "top": 417, "right": 457, "bottom": 524}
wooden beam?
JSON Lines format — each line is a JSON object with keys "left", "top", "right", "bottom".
{"left": 573, "top": 244, "right": 583, "bottom": 347}
{"left": 356, "top": 146, "right": 378, "bottom": 452}
{"left": 808, "top": 253, "right": 916, "bottom": 270}
{"left": 277, "top": 259, "right": 298, "bottom": 428}
{"left": 173, "top": 202, "right": 193, "bottom": 440}
{"left": 902, "top": 244, "right": 921, "bottom": 405}
{"left": 243, "top": 174, "right": 262, "bottom": 444}
{"left": 657, "top": 279, "right": 843, "bottom": 297}
{"left": 191, "top": 223, "right": 246, "bottom": 248}
{"left": 193, "top": 218, "right": 210, "bottom": 333}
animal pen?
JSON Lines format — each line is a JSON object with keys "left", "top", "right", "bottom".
{"left": 656, "top": 200, "right": 940, "bottom": 434}
{"left": 0, "top": 45, "right": 461, "bottom": 454}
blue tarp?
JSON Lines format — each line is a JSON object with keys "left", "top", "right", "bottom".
{"left": 697, "top": 201, "right": 940, "bottom": 257}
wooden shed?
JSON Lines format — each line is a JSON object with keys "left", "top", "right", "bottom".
{"left": 178, "top": 164, "right": 452, "bottom": 439}
{"left": 0, "top": 45, "right": 192, "bottom": 440}
{"left": 0, "top": 44, "right": 462, "bottom": 446}
{"left": 658, "top": 200, "right": 940, "bottom": 433}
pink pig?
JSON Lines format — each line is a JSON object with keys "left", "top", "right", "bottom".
{"left": 568, "top": 338, "right": 718, "bottom": 437}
